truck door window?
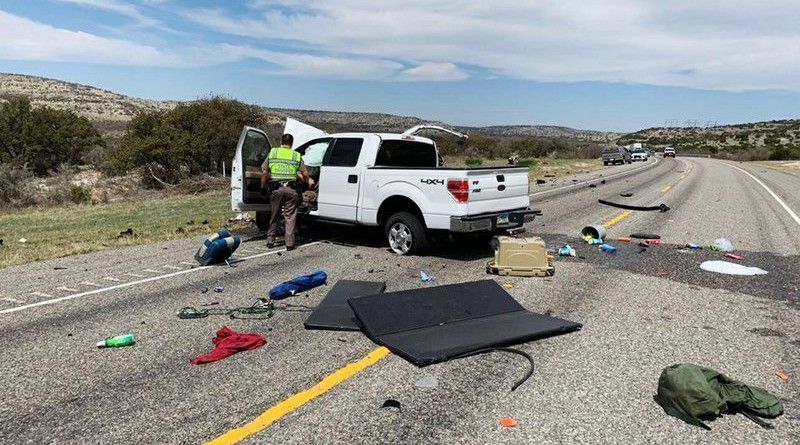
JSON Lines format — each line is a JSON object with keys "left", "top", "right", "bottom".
{"left": 324, "top": 138, "right": 363, "bottom": 167}
{"left": 375, "top": 140, "right": 437, "bottom": 167}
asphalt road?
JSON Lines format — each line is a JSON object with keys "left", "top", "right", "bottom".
{"left": 1, "top": 157, "right": 798, "bottom": 444}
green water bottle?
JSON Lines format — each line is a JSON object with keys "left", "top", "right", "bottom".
{"left": 96, "top": 334, "right": 135, "bottom": 348}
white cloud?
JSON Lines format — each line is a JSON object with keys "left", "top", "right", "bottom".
{"left": 0, "top": 10, "right": 169, "bottom": 65}
{"left": 399, "top": 62, "right": 468, "bottom": 81}
{"left": 183, "top": 0, "right": 800, "bottom": 91}
{"left": 54, "top": 0, "right": 160, "bottom": 28}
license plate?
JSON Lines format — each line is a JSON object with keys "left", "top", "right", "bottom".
{"left": 497, "top": 213, "right": 510, "bottom": 224}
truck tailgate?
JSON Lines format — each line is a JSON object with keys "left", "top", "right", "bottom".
{"left": 465, "top": 168, "right": 530, "bottom": 214}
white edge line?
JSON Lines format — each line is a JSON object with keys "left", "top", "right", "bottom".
{"left": 529, "top": 157, "right": 660, "bottom": 198}
{"left": 0, "top": 241, "right": 326, "bottom": 315}
{"left": 728, "top": 163, "right": 800, "bottom": 227}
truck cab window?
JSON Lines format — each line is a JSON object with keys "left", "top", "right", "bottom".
{"left": 324, "top": 138, "right": 363, "bottom": 167}
{"left": 375, "top": 140, "right": 437, "bottom": 167}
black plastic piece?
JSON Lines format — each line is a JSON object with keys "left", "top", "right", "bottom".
{"left": 304, "top": 280, "right": 386, "bottom": 331}
{"left": 348, "top": 280, "right": 582, "bottom": 366}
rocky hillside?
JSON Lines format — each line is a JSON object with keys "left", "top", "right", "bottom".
{"left": 0, "top": 73, "right": 618, "bottom": 142}
{"left": 619, "top": 120, "right": 800, "bottom": 154}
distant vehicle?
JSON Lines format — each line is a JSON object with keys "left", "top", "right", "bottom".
{"left": 630, "top": 149, "right": 649, "bottom": 162}
{"left": 602, "top": 147, "right": 632, "bottom": 166}
{"left": 231, "top": 119, "right": 538, "bottom": 255}
{"left": 663, "top": 147, "right": 676, "bottom": 158}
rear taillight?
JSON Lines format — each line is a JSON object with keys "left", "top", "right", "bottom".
{"left": 447, "top": 179, "right": 469, "bottom": 203}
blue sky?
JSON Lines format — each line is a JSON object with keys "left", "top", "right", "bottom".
{"left": 1, "top": 1, "right": 799, "bottom": 132}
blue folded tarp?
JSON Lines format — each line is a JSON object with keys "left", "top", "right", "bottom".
{"left": 269, "top": 270, "right": 328, "bottom": 300}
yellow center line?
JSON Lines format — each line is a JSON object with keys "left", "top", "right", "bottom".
{"left": 206, "top": 346, "right": 391, "bottom": 445}
{"left": 661, "top": 184, "right": 672, "bottom": 193}
{"left": 604, "top": 210, "right": 633, "bottom": 229}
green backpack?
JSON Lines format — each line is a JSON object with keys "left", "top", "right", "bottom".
{"left": 655, "top": 363, "right": 784, "bottom": 430}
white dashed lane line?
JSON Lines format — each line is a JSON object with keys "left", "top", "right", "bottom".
{"left": 0, "top": 240, "right": 327, "bottom": 315}
{"left": 142, "top": 269, "right": 161, "bottom": 274}
{"left": 126, "top": 273, "right": 145, "bottom": 278}
{"left": 162, "top": 265, "right": 182, "bottom": 270}
{"left": 103, "top": 277, "right": 122, "bottom": 282}
{"left": 57, "top": 286, "right": 79, "bottom": 292}
{"left": 80, "top": 282, "right": 101, "bottom": 288}
{"left": 30, "top": 292, "right": 53, "bottom": 298}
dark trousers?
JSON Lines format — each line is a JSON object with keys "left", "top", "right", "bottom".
{"left": 267, "top": 185, "right": 299, "bottom": 247}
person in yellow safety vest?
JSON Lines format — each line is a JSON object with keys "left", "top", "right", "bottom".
{"left": 260, "top": 134, "right": 314, "bottom": 250}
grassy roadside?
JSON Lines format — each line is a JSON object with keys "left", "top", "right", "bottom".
{"left": 0, "top": 190, "right": 244, "bottom": 268}
{"left": 752, "top": 160, "right": 800, "bottom": 177}
{"left": 442, "top": 156, "right": 604, "bottom": 180}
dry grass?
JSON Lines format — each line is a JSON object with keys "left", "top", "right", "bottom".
{"left": 0, "top": 190, "right": 246, "bottom": 268}
{"left": 752, "top": 160, "right": 800, "bottom": 177}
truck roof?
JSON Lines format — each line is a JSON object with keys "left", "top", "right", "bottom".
{"left": 326, "top": 132, "right": 435, "bottom": 145}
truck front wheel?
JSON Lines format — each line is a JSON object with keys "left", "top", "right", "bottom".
{"left": 385, "top": 212, "right": 428, "bottom": 255}
{"left": 255, "top": 211, "right": 271, "bottom": 231}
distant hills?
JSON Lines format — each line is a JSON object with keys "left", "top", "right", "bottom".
{"left": 0, "top": 73, "right": 618, "bottom": 142}
{"left": 619, "top": 120, "right": 800, "bottom": 154}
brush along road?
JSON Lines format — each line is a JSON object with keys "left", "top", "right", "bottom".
{"left": 0, "top": 157, "right": 798, "bottom": 444}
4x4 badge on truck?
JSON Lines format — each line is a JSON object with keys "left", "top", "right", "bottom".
{"left": 420, "top": 179, "right": 445, "bottom": 185}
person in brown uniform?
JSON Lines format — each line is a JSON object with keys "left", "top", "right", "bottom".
{"left": 260, "top": 134, "right": 314, "bottom": 250}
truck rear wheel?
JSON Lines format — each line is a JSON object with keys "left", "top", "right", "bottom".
{"left": 385, "top": 212, "right": 427, "bottom": 255}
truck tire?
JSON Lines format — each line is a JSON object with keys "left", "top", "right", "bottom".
{"left": 385, "top": 211, "right": 428, "bottom": 255}
{"left": 255, "top": 211, "right": 271, "bottom": 231}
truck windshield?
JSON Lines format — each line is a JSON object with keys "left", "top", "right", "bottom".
{"left": 375, "top": 140, "right": 437, "bottom": 167}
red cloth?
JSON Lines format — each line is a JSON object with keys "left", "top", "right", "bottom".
{"left": 190, "top": 325, "right": 266, "bottom": 365}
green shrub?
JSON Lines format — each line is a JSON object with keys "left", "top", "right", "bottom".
{"left": 69, "top": 185, "right": 92, "bottom": 204}
{"left": 465, "top": 158, "right": 483, "bottom": 167}
{"left": 0, "top": 96, "right": 103, "bottom": 175}
{"left": 516, "top": 159, "right": 538, "bottom": 167}
{"left": 769, "top": 145, "right": 800, "bottom": 160}
{"left": 111, "top": 96, "right": 267, "bottom": 180}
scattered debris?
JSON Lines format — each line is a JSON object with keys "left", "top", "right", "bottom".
{"left": 415, "top": 376, "right": 439, "bottom": 389}
{"left": 581, "top": 225, "right": 607, "bottom": 241}
{"left": 685, "top": 243, "right": 702, "bottom": 250}
{"left": 557, "top": 245, "right": 576, "bottom": 257}
{"left": 599, "top": 244, "right": 617, "bottom": 253}
{"left": 700, "top": 261, "right": 767, "bottom": 276}
{"left": 600, "top": 179, "right": 606, "bottom": 184}
{"left": 214, "top": 282, "right": 224, "bottom": 293}
{"left": 655, "top": 363, "right": 784, "bottom": 430}
{"left": 645, "top": 239, "right": 661, "bottom": 246}
{"left": 0, "top": 239, "right": 3, "bottom": 246}
{"left": 499, "top": 417, "right": 518, "bottom": 428}
{"left": 201, "top": 287, "right": 209, "bottom": 293}
{"left": 381, "top": 399, "right": 402, "bottom": 412}
{"left": 201, "top": 301, "right": 219, "bottom": 306}
{"left": 617, "top": 237, "right": 631, "bottom": 243}
{"left": 536, "top": 179, "right": 546, "bottom": 185}
{"left": 190, "top": 326, "right": 266, "bottom": 365}
{"left": 710, "top": 238, "right": 734, "bottom": 252}
{"left": 502, "top": 282, "right": 515, "bottom": 289}
{"left": 268, "top": 270, "right": 328, "bottom": 300}
{"left": 598, "top": 199, "right": 670, "bottom": 212}
{"left": 657, "top": 272, "right": 671, "bottom": 277}
{"left": 18, "top": 238, "right": 27, "bottom": 243}
{"left": 631, "top": 233, "right": 661, "bottom": 239}
{"left": 96, "top": 334, "right": 135, "bottom": 348}
{"left": 53, "top": 266, "right": 67, "bottom": 270}
{"left": 588, "top": 184, "right": 597, "bottom": 188}
{"left": 354, "top": 254, "right": 363, "bottom": 259}
{"left": 196, "top": 230, "right": 241, "bottom": 266}
{"left": 337, "top": 337, "right": 347, "bottom": 342}
{"left": 620, "top": 192, "right": 634, "bottom": 197}
{"left": 724, "top": 253, "right": 744, "bottom": 261}
{"left": 229, "top": 212, "right": 252, "bottom": 222}
{"left": 776, "top": 371, "right": 789, "bottom": 381}
{"left": 420, "top": 270, "right": 436, "bottom": 282}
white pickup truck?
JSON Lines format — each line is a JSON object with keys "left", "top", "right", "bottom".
{"left": 231, "top": 119, "right": 539, "bottom": 255}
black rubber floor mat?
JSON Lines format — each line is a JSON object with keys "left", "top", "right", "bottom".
{"left": 348, "top": 280, "right": 582, "bottom": 366}
{"left": 304, "top": 280, "right": 386, "bottom": 331}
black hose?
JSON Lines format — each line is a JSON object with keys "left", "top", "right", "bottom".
{"left": 452, "top": 347, "right": 535, "bottom": 391}
{"left": 598, "top": 199, "right": 670, "bottom": 212}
